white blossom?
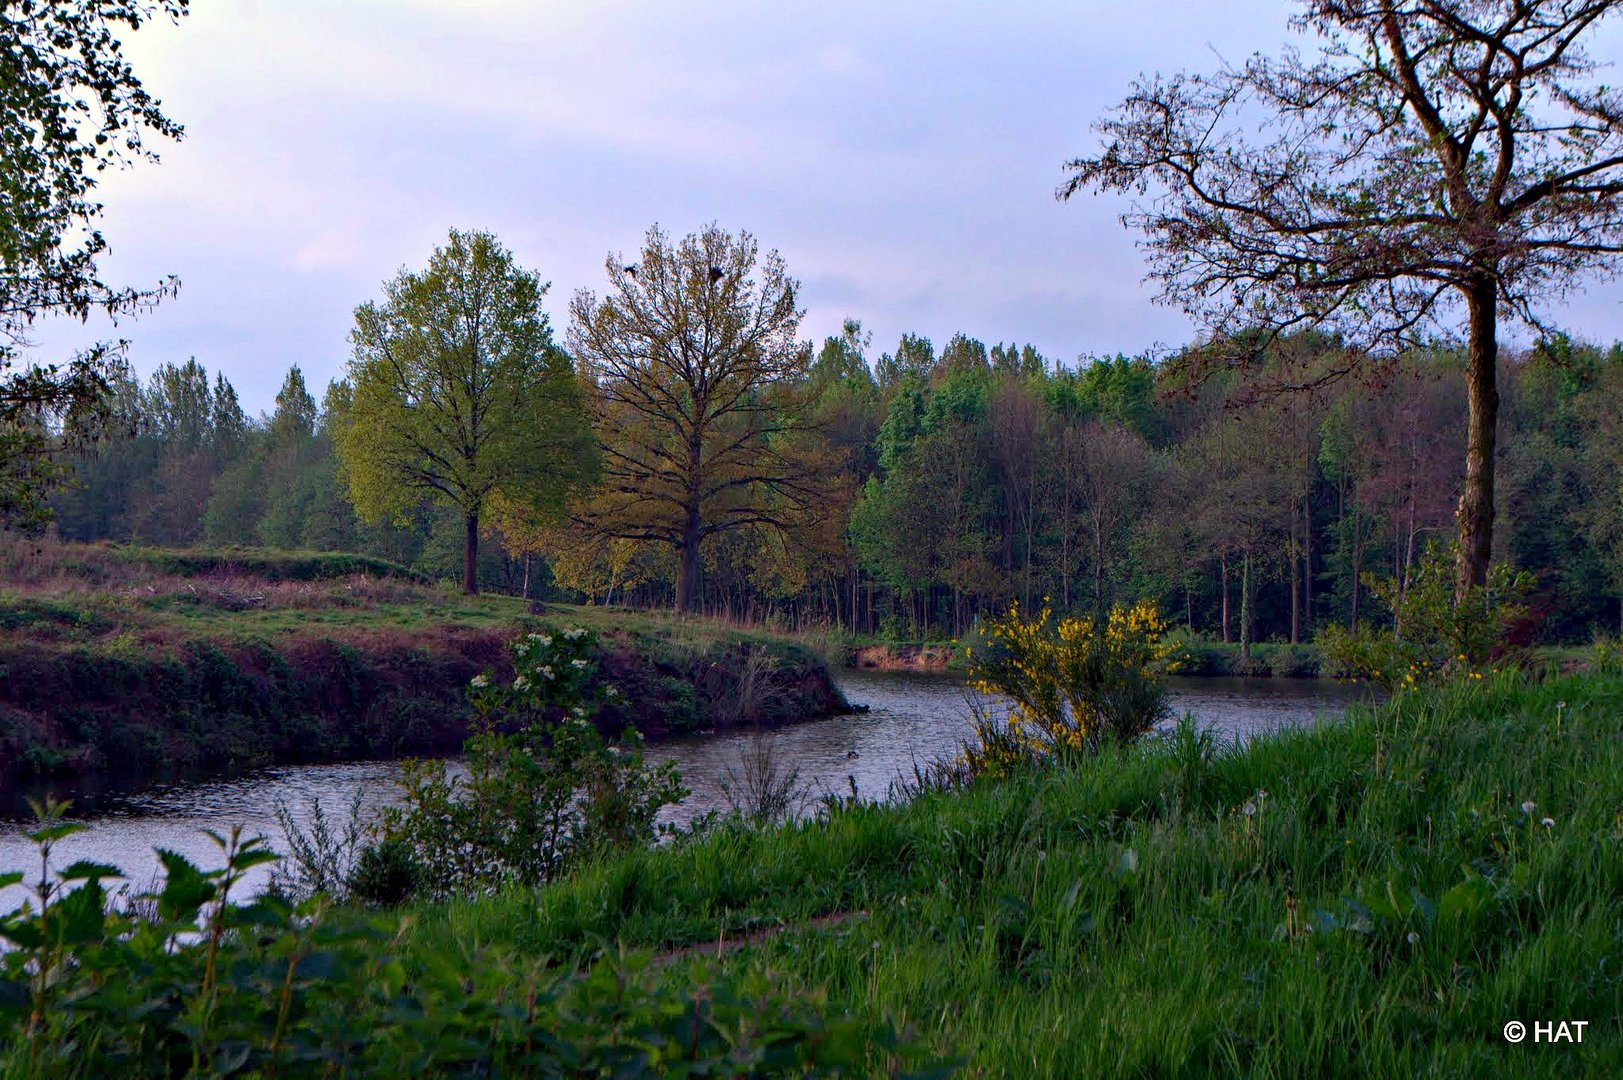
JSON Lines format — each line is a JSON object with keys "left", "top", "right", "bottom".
{"left": 539, "top": 665, "right": 554, "bottom": 680}
{"left": 571, "top": 658, "right": 588, "bottom": 669}
{"left": 1541, "top": 817, "right": 1555, "bottom": 829}
{"left": 1522, "top": 800, "right": 1537, "bottom": 814}
{"left": 513, "top": 675, "right": 530, "bottom": 690}
{"left": 470, "top": 673, "right": 490, "bottom": 689}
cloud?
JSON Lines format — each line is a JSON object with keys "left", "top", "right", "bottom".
{"left": 22, "top": 0, "right": 1621, "bottom": 412}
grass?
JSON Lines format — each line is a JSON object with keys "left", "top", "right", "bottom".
{"left": 0, "top": 540, "right": 835, "bottom": 653}
{"left": 398, "top": 668, "right": 1623, "bottom": 1077}
{"left": 0, "top": 542, "right": 851, "bottom": 792}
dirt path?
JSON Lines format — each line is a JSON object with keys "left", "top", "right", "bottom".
{"left": 650, "top": 911, "right": 869, "bottom": 967}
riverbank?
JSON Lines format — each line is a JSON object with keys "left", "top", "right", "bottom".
{"left": 0, "top": 543, "right": 848, "bottom": 796}
{"left": 401, "top": 668, "right": 1622, "bottom": 1076}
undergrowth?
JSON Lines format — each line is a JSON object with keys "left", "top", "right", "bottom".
{"left": 401, "top": 669, "right": 1623, "bottom": 1077}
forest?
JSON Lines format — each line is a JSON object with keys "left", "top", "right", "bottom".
{"left": 43, "top": 274, "right": 1623, "bottom": 649}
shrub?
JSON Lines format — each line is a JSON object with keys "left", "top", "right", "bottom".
{"left": 1267, "top": 642, "right": 1320, "bottom": 678}
{"left": 1158, "top": 628, "right": 1233, "bottom": 675}
{"left": 1317, "top": 540, "right": 1533, "bottom": 691}
{"left": 376, "top": 626, "right": 687, "bottom": 898}
{"left": 966, "top": 600, "right": 1174, "bottom": 765}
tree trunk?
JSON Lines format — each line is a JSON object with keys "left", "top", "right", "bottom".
{"left": 1350, "top": 516, "right": 1363, "bottom": 631}
{"left": 1220, "top": 552, "right": 1231, "bottom": 644}
{"left": 463, "top": 511, "right": 479, "bottom": 595}
{"left": 1093, "top": 518, "right": 1105, "bottom": 620}
{"left": 676, "top": 504, "right": 702, "bottom": 612}
{"left": 1303, "top": 494, "right": 1313, "bottom": 632}
{"left": 1289, "top": 511, "right": 1301, "bottom": 645}
{"left": 1240, "top": 547, "right": 1253, "bottom": 664}
{"left": 1456, "top": 275, "right": 1500, "bottom": 598}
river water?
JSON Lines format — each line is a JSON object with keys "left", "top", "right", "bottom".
{"left": 1, "top": 671, "right": 1367, "bottom": 909}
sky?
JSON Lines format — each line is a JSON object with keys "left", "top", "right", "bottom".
{"left": 30, "top": 0, "right": 1623, "bottom": 414}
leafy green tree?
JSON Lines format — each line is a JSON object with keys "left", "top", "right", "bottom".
{"left": 0, "top": 0, "right": 187, "bottom": 531}
{"left": 337, "top": 229, "right": 593, "bottom": 594}
{"left": 874, "top": 332, "right": 935, "bottom": 391}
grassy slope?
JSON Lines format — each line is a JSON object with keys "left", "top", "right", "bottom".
{"left": 403, "top": 670, "right": 1623, "bottom": 1077}
{"left": 0, "top": 544, "right": 845, "bottom": 788}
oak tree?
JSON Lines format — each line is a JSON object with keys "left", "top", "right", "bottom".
{"left": 1063, "top": 0, "right": 1623, "bottom": 597}
{"left": 568, "top": 223, "right": 823, "bottom": 612}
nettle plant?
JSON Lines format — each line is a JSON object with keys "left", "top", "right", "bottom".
{"left": 2, "top": 803, "right": 939, "bottom": 1076}
{"left": 376, "top": 626, "right": 686, "bottom": 899}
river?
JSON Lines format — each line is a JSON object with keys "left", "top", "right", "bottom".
{"left": 1, "top": 671, "right": 1368, "bottom": 909}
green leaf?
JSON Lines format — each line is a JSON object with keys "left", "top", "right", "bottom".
{"left": 24, "top": 821, "right": 85, "bottom": 845}
{"left": 52, "top": 879, "right": 108, "bottom": 945}
{"left": 0, "top": 921, "right": 44, "bottom": 950}
{"left": 228, "top": 848, "right": 281, "bottom": 873}
{"left": 57, "top": 859, "right": 124, "bottom": 882}
{"left": 0, "top": 872, "right": 23, "bottom": 890}
{"left": 156, "top": 848, "right": 216, "bottom": 921}
{"left": 1439, "top": 876, "right": 1493, "bottom": 922}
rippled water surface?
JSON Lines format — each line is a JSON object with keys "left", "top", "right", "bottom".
{"left": 1, "top": 671, "right": 1368, "bottom": 907}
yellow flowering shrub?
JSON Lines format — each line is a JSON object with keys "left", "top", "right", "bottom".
{"left": 967, "top": 599, "right": 1175, "bottom": 763}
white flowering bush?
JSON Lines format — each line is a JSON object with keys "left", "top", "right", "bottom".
{"left": 374, "top": 626, "right": 686, "bottom": 899}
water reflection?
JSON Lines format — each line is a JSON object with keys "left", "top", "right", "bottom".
{"left": 1, "top": 671, "right": 1368, "bottom": 907}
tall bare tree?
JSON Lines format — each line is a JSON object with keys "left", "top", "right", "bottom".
{"left": 1063, "top": 0, "right": 1623, "bottom": 597}
{"left": 568, "top": 224, "right": 823, "bottom": 612}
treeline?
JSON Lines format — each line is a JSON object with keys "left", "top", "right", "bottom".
{"left": 48, "top": 329, "right": 1623, "bottom": 645}
{"left": 50, "top": 360, "right": 535, "bottom": 588}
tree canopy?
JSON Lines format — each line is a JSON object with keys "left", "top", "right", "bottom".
{"left": 0, "top": 0, "right": 187, "bottom": 531}
{"left": 567, "top": 223, "right": 829, "bottom": 612}
{"left": 336, "top": 229, "right": 594, "bottom": 594}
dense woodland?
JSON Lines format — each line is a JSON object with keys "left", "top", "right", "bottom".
{"left": 45, "top": 322, "right": 1623, "bottom": 647}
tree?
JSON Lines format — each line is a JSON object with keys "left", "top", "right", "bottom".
{"left": 337, "top": 229, "right": 593, "bottom": 594}
{"left": 1063, "top": 0, "right": 1623, "bottom": 597}
{"left": 568, "top": 223, "right": 822, "bottom": 612}
{"left": 1, "top": 0, "right": 187, "bottom": 530}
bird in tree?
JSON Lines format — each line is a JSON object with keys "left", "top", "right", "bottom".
{"left": 1062, "top": 0, "right": 1623, "bottom": 598}
{"left": 568, "top": 223, "right": 828, "bottom": 612}
{"left": 0, "top": 0, "right": 188, "bottom": 531}
{"left": 336, "top": 229, "right": 594, "bottom": 595}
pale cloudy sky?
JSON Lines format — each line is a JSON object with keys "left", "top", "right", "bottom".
{"left": 32, "top": 0, "right": 1623, "bottom": 413}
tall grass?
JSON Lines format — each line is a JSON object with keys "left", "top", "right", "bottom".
{"left": 403, "top": 669, "right": 1623, "bottom": 1077}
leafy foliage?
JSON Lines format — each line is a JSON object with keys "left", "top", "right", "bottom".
{"left": 375, "top": 625, "right": 686, "bottom": 898}
{"left": 0, "top": 801, "right": 944, "bottom": 1077}
{"left": 967, "top": 600, "right": 1175, "bottom": 765}
{"left": 567, "top": 223, "right": 833, "bottom": 610}
{"left": 338, "top": 229, "right": 595, "bottom": 593}
{"left": 1317, "top": 541, "right": 1534, "bottom": 691}
{"left": 1, "top": 0, "right": 187, "bottom": 532}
